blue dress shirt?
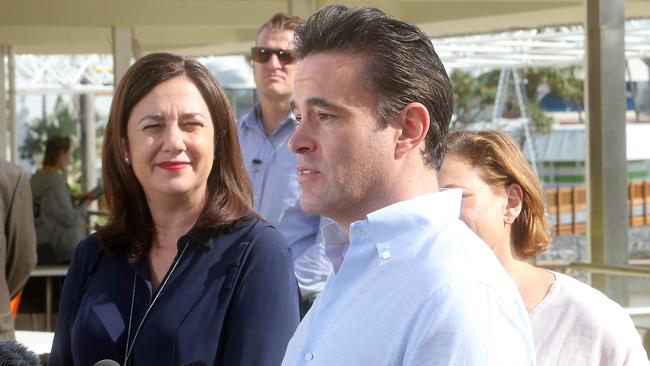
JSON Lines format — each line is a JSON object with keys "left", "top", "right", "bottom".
{"left": 237, "top": 104, "right": 331, "bottom": 298}
{"left": 282, "top": 190, "right": 536, "bottom": 365}
{"left": 50, "top": 219, "right": 300, "bottom": 366}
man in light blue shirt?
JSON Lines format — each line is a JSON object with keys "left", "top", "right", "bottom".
{"left": 282, "top": 5, "right": 536, "bottom": 365}
{"left": 237, "top": 13, "right": 331, "bottom": 302}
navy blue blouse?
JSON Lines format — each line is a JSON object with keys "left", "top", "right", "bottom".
{"left": 49, "top": 219, "right": 301, "bottom": 365}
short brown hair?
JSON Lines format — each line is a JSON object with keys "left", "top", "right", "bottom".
{"left": 294, "top": 5, "right": 453, "bottom": 170}
{"left": 257, "top": 12, "right": 304, "bottom": 36}
{"left": 446, "top": 130, "right": 551, "bottom": 259}
{"left": 98, "top": 53, "right": 255, "bottom": 259}
{"left": 43, "top": 135, "right": 71, "bottom": 167}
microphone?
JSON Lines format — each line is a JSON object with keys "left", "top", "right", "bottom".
{"left": 252, "top": 159, "right": 263, "bottom": 165}
{"left": 181, "top": 361, "right": 208, "bottom": 366}
{"left": 93, "top": 360, "right": 120, "bottom": 366}
{"left": 0, "top": 340, "right": 39, "bottom": 365}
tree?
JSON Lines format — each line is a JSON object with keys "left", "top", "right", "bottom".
{"left": 450, "top": 69, "right": 499, "bottom": 125}
{"left": 450, "top": 66, "right": 584, "bottom": 133}
{"left": 19, "top": 96, "right": 82, "bottom": 189}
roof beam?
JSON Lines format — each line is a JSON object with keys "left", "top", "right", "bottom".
{"left": 0, "top": 1, "right": 286, "bottom": 27}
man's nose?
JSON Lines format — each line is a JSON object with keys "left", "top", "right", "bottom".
{"left": 267, "top": 53, "right": 283, "bottom": 68}
{"left": 288, "top": 120, "right": 315, "bottom": 155}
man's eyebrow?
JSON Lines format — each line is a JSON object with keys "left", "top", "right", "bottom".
{"left": 291, "top": 97, "right": 346, "bottom": 115}
{"left": 306, "top": 97, "right": 340, "bottom": 110}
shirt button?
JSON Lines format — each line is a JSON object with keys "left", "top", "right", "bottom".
{"left": 382, "top": 251, "right": 391, "bottom": 260}
{"left": 304, "top": 352, "right": 314, "bottom": 361}
{"left": 359, "top": 228, "right": 367, "bottom": 236}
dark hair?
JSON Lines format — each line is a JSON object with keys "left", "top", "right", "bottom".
{"left": 294, "top": 5, "right": 453, "bottom": 170}
{"left": 43, "top": 135, "right": 71, "bottom": 167}
{"left": 257, "top": 12, "right": 304, "bottom": 36}
{"left": 447, "top": 130, "right": 551, "bottom": 259}
{"left": 98, "top": 52, "right": 255, "bottom": 259}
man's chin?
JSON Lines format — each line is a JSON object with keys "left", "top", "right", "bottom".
{"left": 260, "top": 84, "right": 291, "bottom": 98}
{"left": 299, "top": 197, "right": 324, "bottom": 216}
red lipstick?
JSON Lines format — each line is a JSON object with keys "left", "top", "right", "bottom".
{"left": 157, "top": 161, "right": 190, "bottom": 171}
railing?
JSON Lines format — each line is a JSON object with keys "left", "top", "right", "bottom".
{"left": 546, "top": 179, "right": 650, "bottom": 236}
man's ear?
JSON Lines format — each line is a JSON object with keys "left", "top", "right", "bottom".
{"left": 394, "top": 102, "right": 430, "bottom": 159}
{"left": 504, "top": 183, "right": 523, "bottom": 224}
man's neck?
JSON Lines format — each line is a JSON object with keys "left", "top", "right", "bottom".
{"left": 259, "top": 95, "right": 292, "bottom": 135}
{"left": 335, "top": 167, "right": 439, "bottom": 237}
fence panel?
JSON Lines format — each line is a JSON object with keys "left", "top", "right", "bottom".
{"left": 545, "top": 179, "right": 649, "bottom": 236}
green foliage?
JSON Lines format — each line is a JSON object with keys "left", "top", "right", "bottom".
{"left": 450, "top": 66, "right": 585, "bottom": 132}
{"left": 450, "top": 69, "right": 499, "bottom": 124}
{"left": 19, "top": 96, "right": 82, "bottom": 184}
{"left": 527, "top": 102, "right": 554, "bottom": 133}
{"left": 524, "top": 66, "right": 584, "bottom": 122}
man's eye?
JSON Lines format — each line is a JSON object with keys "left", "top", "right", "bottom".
{"left": 317, "top": 112, "right": 334, "bottom": 121}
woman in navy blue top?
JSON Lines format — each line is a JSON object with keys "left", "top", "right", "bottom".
{"left": 49, "top": 53, "right": 301, "bottom": 366}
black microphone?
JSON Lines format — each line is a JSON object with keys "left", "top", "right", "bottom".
{"left": 252, "top": 159, "right": 263, "bottom": 165}
{"left": 0, "top": 340, "right": 39, "bottom": 365}
{"left": 181, "top": 361, "right": 208, "bottom": 366}
{"left": 93, "top": 360, "right": 120, "bottom": 366}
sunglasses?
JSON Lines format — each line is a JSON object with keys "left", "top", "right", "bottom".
{"left": 251, "top": 47, "right": 297, "bottom": 65}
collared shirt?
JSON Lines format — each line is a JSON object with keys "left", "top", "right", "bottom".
{"left": 282, "top": 190, "right": 537, "bottom": 366}
{"left": 50, "top": 219, "right": 300, "bottom": 366}
{"left": 237, "top": 104, "right": 332, "bottom": 297}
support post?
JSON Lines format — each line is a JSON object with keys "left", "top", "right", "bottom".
{"left": 0, "top": 46, "right": 6, "bottom": 160}
{"left": 584, "top": 0, "right": 628, "bottom": 303}
{"left": 79, "top": 92, "right": 97, "bottom": 233}
{"left": 112, "top": 26, "right": 133, "bottom": 88}
{"left": 7, "top": 47, "right": 16, "bottom": 163}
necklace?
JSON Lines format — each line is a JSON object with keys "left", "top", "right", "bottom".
{"left": 123, "top": 240, "right": 191, "bottom": 365}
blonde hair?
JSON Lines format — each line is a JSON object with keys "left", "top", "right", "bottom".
{"left": 257, "top": 12, "right": 304, "bottom": 36}
{"left": 447, "top": 129, "right": 551, "bottom": 259}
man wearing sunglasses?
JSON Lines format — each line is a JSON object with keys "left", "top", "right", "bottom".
{"left": 237, "top": 13, "right": 331, "bottom": 311}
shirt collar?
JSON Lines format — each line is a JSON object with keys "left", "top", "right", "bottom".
{"left": 321, "top": 222, "right": 349, "bottom": 272}
{"left": 321, "top": 189, "right": 462, "bottom": 265}
{"left": 239, "top": 103, "right": 297, "bottom": 132}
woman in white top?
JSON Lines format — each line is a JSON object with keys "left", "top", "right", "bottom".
{"left": 438, "top": 129, "right": 649, "bottom": 366}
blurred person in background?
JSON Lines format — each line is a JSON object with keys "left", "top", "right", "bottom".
{"left": 31, "top": 135, "right": 83, "bottom": 265}
{"left": 49, "top": 53, "right": 300, "bottom": 366}
{"left": 237, "top": 13, "right": 331, "bottom": 310}
{"left": 439, "top": 129, "right": 650, "bottom": 366}
{"left": 0, "top": 159, "right": 37, "bottom": 340}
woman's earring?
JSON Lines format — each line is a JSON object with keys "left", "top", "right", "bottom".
{"left": 124, "top": 154, "right": 131, "bottom": 165}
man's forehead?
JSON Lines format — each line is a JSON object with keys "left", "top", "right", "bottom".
{"left": 256, "top": 28, "right": 295, "bottom": 47}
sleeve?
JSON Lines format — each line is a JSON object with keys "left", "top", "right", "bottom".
{"left": 403, "top": 283, "right": 536, "bottom": 366}
{"left": 607, "top": 307, "right": 650, "bottom": 366}
{"left": 5, "top": 169, "right": 37, "bottom": 298}
{"left": 48, "top": 237, "right": 94, "bottom": 366}
{"left": 220, "top": 225, "right": 301, "bottom": 366}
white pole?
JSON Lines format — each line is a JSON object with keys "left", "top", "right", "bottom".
{"left": 0, "top": 46, "right": 6, "bottom": 160}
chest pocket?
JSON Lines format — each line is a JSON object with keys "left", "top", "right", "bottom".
{"left": 257, "top": 162, "right": 300, "bottom": 225}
